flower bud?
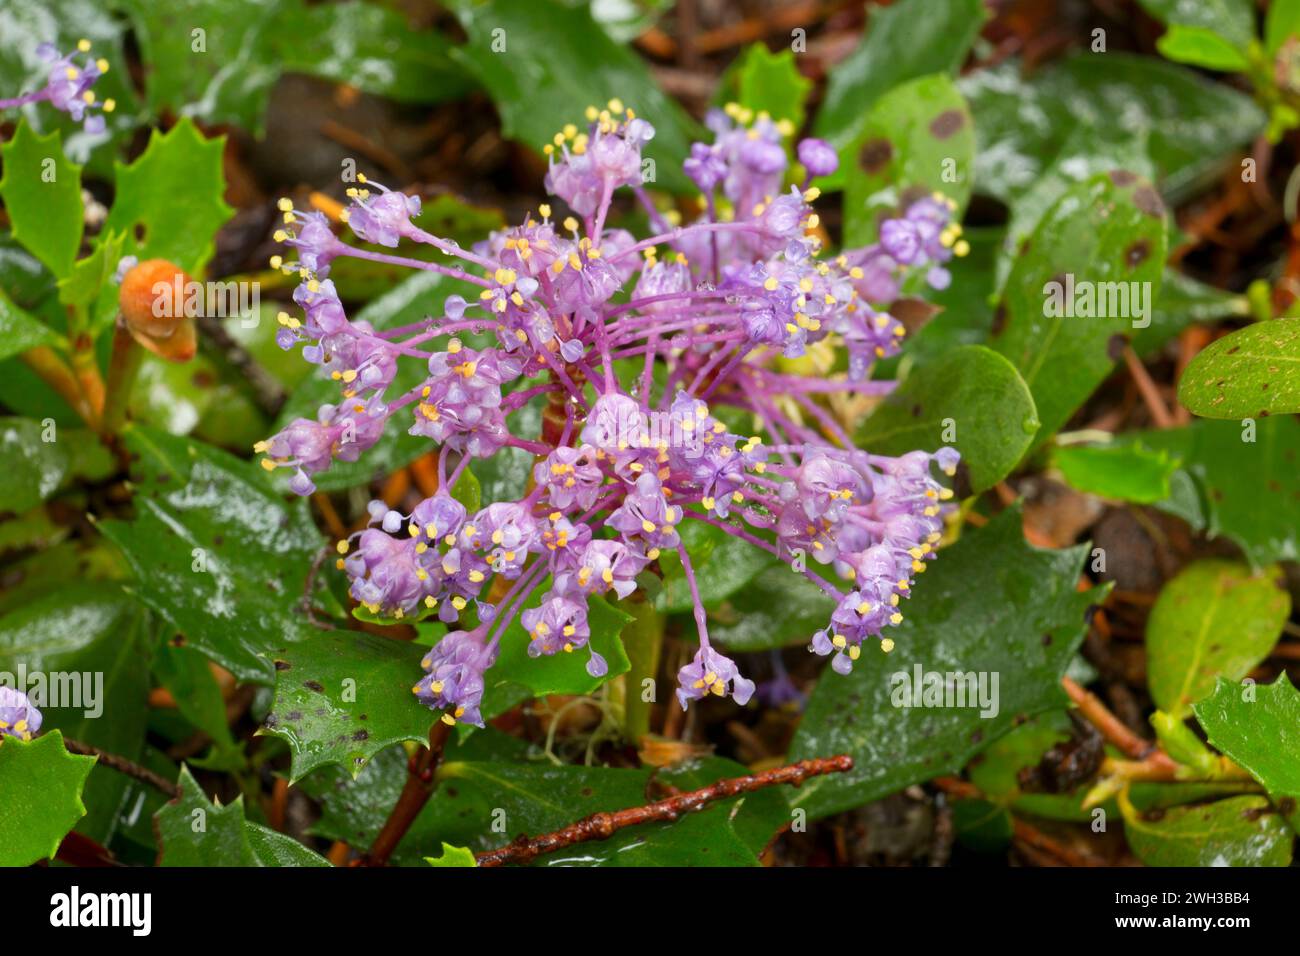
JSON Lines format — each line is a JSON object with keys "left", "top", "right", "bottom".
{"left": 117, "top": 258, "right": 197, "bottom": 362}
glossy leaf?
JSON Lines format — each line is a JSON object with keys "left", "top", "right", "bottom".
{"left": 1146, "top": 560, "right": 1290, "bottom": 717}
{"left": 1053, "top": 440, "right": 1181, "bottom": 504}
{"left": 813, "top": 0, "right": 986, "bottom": 172}
{"left": 426, "top": 843, "right": 478, "bottom": 867}
{"left": 0, "top": 730, "right": 96, "bottom": 866}
{"left": 1177, "top": 319, "right": 1300, "bottom": 419}
{"left": 261, "top": 629, "right": 432, "bottom": 782}
{"left": 1156, "top": 25, "right": 1252, "bottom": 71}
{"left": 97, "top": 426, "right": 329, "bottom": 682}
{"left": 962, "top": 56, "right": 1265, "bottom": 203}
{"left": 0, "top": 417, "right": 70, "bottom": 513}
{"left": 1137, "top": 416, "right": 1300, "bottom": 566}
{"left": 1195, "top": 675, "right": 1300, "bottom": 799}
{"left": 843, "top": 73, "right": 974, "bottom": 247}
{"left": 446, "top": 0, "right": 700, "bottom": 192}
{"left": 788, "top": 506, "right": 1104, "bottom": 820}
{"left": 856, "top": 345, "right": 1039, "bottom": 494}
{"left": 1138, "top": 0, "right": 1255, "bottom": 50}
{"left": 0, "top": 121, "right": 83, "bottom": 277}
{"left": 1120, "top": 793, "right": 1293, "bottom": 866}
{"left": 655, "top": 519, "right": 776, "bottom": 614}
{"left": 0, "top": 582, "right": 150, "bottom": 844}
{"left": 102, "top": 117, "right": 234, "bottom": 276}
{"left": 245, "top": 821, "right": 331, "bottom": 866}
{"left": 704, "top": 564, "right": 836, "bottom": 652}
{"left": 991, "top": 173, "right": 1167, "bottom": 443}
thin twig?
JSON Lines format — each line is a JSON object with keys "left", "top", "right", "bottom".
{"left": 64, "top": 737, "right": 181, "bottom": 798}
{"left": 359, "top": 722, "right": 453, "bottom": 866}
{"left": 1062, "top": 676, "right": 1176, "bottom": 771}
{"left": 475, "top": 754, "right": 854, "bottom": 867}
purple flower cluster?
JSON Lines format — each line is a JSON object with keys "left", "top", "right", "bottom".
{"left": 0, "top": 40, "right": 115, "bottom": 134}
{"left": 0, "top": 687, "right": 41, "bottom": 743}
{"left": 259, "top": 100, "right": 964, "bottom": 725}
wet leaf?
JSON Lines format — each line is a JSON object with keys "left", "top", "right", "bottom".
{"left": 0, "top": 581, "right": 149, "bottom": 844}
{"left": 261, "top": 629, "right": 432, "bottom": 782}
{"left": 705, "top": 563, "right": 835, "bottom": 652}
{"left": 1119, "top": 792, "right": 1293, "bottom": 866}
{"left": 1195, "top": 675, "right": 1300, "bottom": 800}
{"left": 789, "top": 506, "right": 1104, "bottom": 820}
{"left": 991, "top": 173, "right": 1167, "bottom": 444}
{"left": 655, "top": 519, "right": 776, "bottom": 614}
{"left": 97, "top": 426, "right": 330, "bottom": 682}
{"left": 0, "top": 288, "right": 61, "bottom": 362}
{"left": 856, "top": 345, "right": 1039, "bottom": 494}
{"left": 0, "top": 730, "right": 96, "bottom": 866}
{"left": 813, "top": 0, "right": 986, "bottom": 181}
{"left": 445, "top": 0, "right": 701, "bottom": 192}
{"left": 1177, "top": 318, "right": 1300, "bottom": 419}
{"left": 1138, "top": 0, "right": 1255, "bottom": 51}
{"left": 1146, "top": 560, "right": 1290, "bottom": 717}
{"left": 843, "top": 73, "right": 974, "bottom": 247}
{"left": 1136, "top": 416, "right": 1300, "bottom": 566}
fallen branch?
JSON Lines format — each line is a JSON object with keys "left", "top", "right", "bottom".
{"left": 475, "top": 754, "right": 853, "bottom": 867}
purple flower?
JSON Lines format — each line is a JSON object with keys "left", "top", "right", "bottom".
{"left": 414, "top": 629, "right": 497, "bottom": 727}
{"left": 607, "top": 472, "right": 681, "bottom": 553}
{"left": 683, "top": 142, "right": 726, "bottom": 192}
{"left": 521, "top": 595, "right": 590, "bottom": 657}
{"left": 676, "top": 646, "right": 754, "bottom": 708}
{"left": 797, "top": 137, "right": 838, "bottom": 178}
{"left": 2, "top": 42, "right": 115, "bottom": 134}
{"left": 345, "top": 177, "right": 422, "bottom": 247}
{"left": 459, "top": 502, "right": 538, "bottom": 578}
{"left": 0, "top": 686, "right": 41, "bottom": 742}
{"left": 410, "top": 343, "right": 522, "bottom": 458}
{"left": 535, "top": 444, "right": 604, "bottom": 511}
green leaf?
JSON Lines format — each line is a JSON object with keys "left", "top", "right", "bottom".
{"left": 1146, "top": 560, "right": 1290, "bottom": 717}
{"left": 262, "top": 630, "right": 432, "bottom": 782}
{"left": 0, "top": 288, "right": 62, "bottom": 361}
{"left": 725, "top": 44, "right": 811, "bottom": 131}
{"left": 962, "top": 56, "right": 1266, "bottom": 203}
{"left": 1156, "top": 25, "right": 1252, "bottom": 71}
{"left": 426, "top": 843, "right": 478, "bottom": 867}
{"left": 1178, "top": 318, "right": 1300, "bottom": 418}
{"left": 96, "top": 426, "right": 329, "bottom": 682}
{"left": 991, "top": 173, "right": 1167, "bottom": 443}
{"left": 0, "top": 730, "right": 97, "bottom": 866}
{"left": 156, "top": 765, "right": 331, "bottom": 865}
{"left": 813, "top": 0, "right": 986, "bottom": 171}
{"left": 994, "top": 125, "right": 1155, "bottom": 290}
{"left": 0, "top": 121, "right": 83, "bottom": 277}
{"left": 1195, "top": 675, "right": 1300, "bottom": 800}
{"left": 1266, "top": 0, "right": 1300, "bottom": 55}
{"left": 445, "top": 0, "right": 701, "bottom": 192}
{"left": 856, "top": 345, "right": 1039, "bottom": 494}
{"left": 704, "top": 563, "right": 835, "bottom": 652}
{"left": 118, "top": 0, "right": 472, "bottom": 134}
{"left": 244, "top": 821, "right": 331, "bottom": 866}
{"left": 1053, "top": 440, "right": 1181, "bottom": 504}
{"left": 273, "top": 271, "right": 483, "bottom": 492}
{"left": 0, "top": 417, "right": 70, "bottom": 513}
{"left": 0, "top": 582, "right": 151, "bottom": 844}
{"left": 1136, "top": 416, "right": 1300, "bottom": 566}
{"left": 967, "top": 711, "right": 1096, "bottom": 821}
{"left": 788, "top": 506, "right": 1104, "bottom": 820}
{"left": 842, "top": 74, "right": 973, "bottom": 247}
{"left": 57, "top": 230, "right": 125, "bottom": 319}
{"left": 1138, "top": 0, "right": 1256, "bottom": 50}
{"left": 1120, "top": 793, "right": 1293, "bottom": 866}
{"left": 102, "top": 117, "right": 233, "bottom": 276}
